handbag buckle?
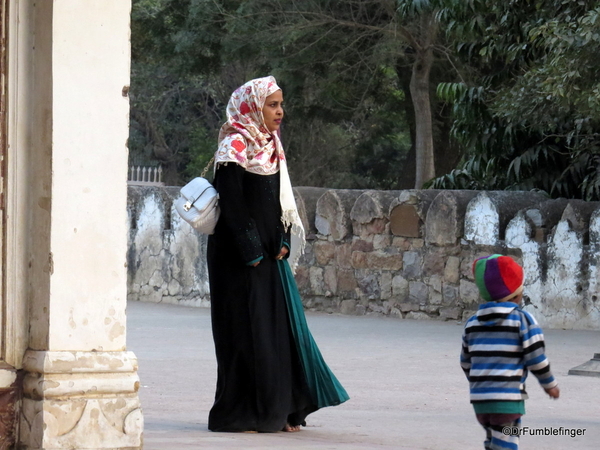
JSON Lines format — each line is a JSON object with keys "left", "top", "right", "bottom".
{"left": 183, "top": 201, "right": 192, "bottom": 212}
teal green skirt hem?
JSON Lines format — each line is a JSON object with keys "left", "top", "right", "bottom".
{"left": 278, "top": 259, "right": 350, "bottom": 409}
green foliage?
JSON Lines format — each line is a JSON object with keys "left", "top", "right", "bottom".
{"left": 430, "top": 0, "right": 600, "bottom": 200}
{"left": 130, "top": 0, "right": 446, "bottom": 188}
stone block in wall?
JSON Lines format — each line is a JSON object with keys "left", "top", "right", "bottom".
{"left": 392, "top": 275, "right": 409, "bottom": 300}
{"left": 351, "top": 251, "right": 368, "bottom": 269}
{"left": 425, "top": 191, "right": 480, "bottom": 246}
{"left": 427, "top": 276, "right": 443, "bottom": 305}
{"left": 357, "top": 270, "right": 380, "bottom": 299}
{"left": 340, "top": 299, "right": 357, "bottom": 315}
{"left": 316, "top": 189, "right": 365, "bottom": 241}
{"left": 352, "top": 238, "right": 374, "bottom": 253}
{"left": 420, "top": 305, "right": 440, "bottom": 315}
{"left": 409, "top": 281, "right": 428, "bottom": 303}
{"left": 390, "top": 204, "right": 421, "bottom": 237}
{"left": 373, "top": 234, "right": 392, "bottom": 250}
{"left": 403, "top": 252, "right": 422, "bottom": 279}
{"left": 309, "top": 267, "right": 324, "bottom": 295}
{"left": 405, "top": 311, "right": 431, "bottom": 320}
{"left": 560, "top": 200, "right": 600, "bottom": 242}
{"left": 299, "top": 241, "right": 316, "bottom": 266}
{"left": 412, "top": 239, "right": 425, "bottom": 249}
{"left": 314, "top": 241, "right": 336, "bottom": 265}
{"left": 381, "top": 272, "right": 392, "bottom": 299}
{"left": 294, "top": 187, "right": 329, "bottom": 236}
{"left": 368, "top": 251, "right": 403, "bottom": 271}
{"left": 439, "top": 307, "right": 462, "bottom": 320}
{"left": 398, "top": 302, "right": 419, "bottom": 313}
{"left": 389, "top": 190, "right": 442, "bottom": 237}
{"left": 443, "top": 283, "right": 459, "bottom": 305}
{"left": 323, "top": 266, "right": 338, "bottom": 295}
{"left": 351, "top": 250, "right": 402, "bottom": 271}
{"left": 295, "top": 265, "right": 310, "bottom": 292}
{"left": 460, "top": 279, "right": 480, "bottom": 306}
{"left": 368, "top": 302, "right": 391, "bottom": 315}
{"left": 335, "top": 243, "right": 353, "bottom": 268}
{"left": 337, "top": 269, "right": 358, "bottom": 295}
{"left": 444, "top": 256, "right": 461, "bottom": 283}
{"left": 351, "top": 190, "right": 401, "bottom": 236}
{"left": 423, "top": 249, "right": 447, "bottom": 276}
{"left": 392, "top": 237, "right": 412, "bottom": 251}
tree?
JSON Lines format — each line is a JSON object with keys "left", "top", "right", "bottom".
{"left": 129, "top": 0, "right": 462, "bottom": 188}
{"left": 222, "top": 0, "right": 457, "bottom": 188}
{"left": 430, "top": 0, "right": 600, "bottom": 200}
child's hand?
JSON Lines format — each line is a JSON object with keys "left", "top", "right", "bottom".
{"left": 545, "top": 386, "right": 560, "bottom": 399}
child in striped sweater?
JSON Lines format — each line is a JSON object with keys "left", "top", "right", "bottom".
{"left": 460, "top": 255, "right": 560, "bottom": 450}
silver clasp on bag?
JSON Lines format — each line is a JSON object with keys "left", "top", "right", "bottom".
{"left": 183, "top": 201, "right": 192, "bottom": 212}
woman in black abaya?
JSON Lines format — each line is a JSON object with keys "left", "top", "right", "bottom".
{"left": 207, "top": 76, "right": 349, "bottom": 433}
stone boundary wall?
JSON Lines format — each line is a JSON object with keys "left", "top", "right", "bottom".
{"left": 127, "top": 186, "right": 210, "bottom": 307}
{"left": 127, "top": 186, "right": 600, "bottom": 330}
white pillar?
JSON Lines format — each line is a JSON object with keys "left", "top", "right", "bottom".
{"left": 17, "top": 1, "right": 142, "bottom": 448}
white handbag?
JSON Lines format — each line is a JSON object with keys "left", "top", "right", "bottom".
{"left": 174, "top": 159, "right": 220, "bottom": 234}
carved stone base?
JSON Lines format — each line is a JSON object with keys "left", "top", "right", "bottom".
{"left": 568, "top": 353, "right": 600, "bottom": 378}
{"left": 19, "top": 351, "right": 143, "bottom": 449}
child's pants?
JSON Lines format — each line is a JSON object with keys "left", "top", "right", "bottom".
{"left": 476, "top": 413, "right": 522, "bottom": 450}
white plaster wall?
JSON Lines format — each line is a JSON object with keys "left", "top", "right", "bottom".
{"left": 545, "top": 220, "right": 600, "bottom": 328}
{"left": 48, "top": 0, "right": 132, "bottom": 351}
{"left": 464, "top": 192, "right": 498, "bottom": 245}
{"left": 506, "top": 212, "right": 543, "bottom": 320}
{"left": 128, "top": 190, "right": 210, "bottom": 307}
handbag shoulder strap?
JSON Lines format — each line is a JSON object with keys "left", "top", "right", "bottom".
{"left": 201, "top": 156, "right": 215, "bottom": 179}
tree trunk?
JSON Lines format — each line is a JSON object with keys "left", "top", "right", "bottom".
{"left": 410, "top": 46, "right": 435, "bottom": 189}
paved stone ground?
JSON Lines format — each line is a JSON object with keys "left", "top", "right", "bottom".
{"left": 127, "top": 301, "right": 600, "bottom": 449}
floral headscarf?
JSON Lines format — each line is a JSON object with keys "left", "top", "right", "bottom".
{"left": 214, "top": 76, "right": 305, "bottom": 271}
{"left": 215, "top": 76, "right": 282, "bottom": 174}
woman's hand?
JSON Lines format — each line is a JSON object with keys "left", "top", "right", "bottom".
{"left": 275, "top": 246, "right": 289, "bottom": 260}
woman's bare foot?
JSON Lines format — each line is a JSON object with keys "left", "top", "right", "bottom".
{"left": 282, "top": 423, "right": 301, "bottom": 432}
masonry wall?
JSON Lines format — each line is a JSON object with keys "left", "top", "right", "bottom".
{"left": 127, "top": 186, "right": 600, "bottom": 330}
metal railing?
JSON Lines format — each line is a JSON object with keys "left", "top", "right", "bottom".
{"left": 128, "top": 166, "right": 164, "bottom": 186}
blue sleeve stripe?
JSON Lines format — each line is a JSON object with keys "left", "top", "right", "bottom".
{"left": 521, "top": 328, "right": 543, "bottom": 341}
{"left": 471, "top": 387, "right": 522, "bottom": 394}
{"left": 471, "top": 363, "right": 522, "bottom": 370}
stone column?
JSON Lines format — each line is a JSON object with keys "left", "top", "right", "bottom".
{"left": 17, "top": 1, "right": 142, "bottom": 448}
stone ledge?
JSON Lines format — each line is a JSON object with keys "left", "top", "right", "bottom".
{"left": 23, "top": 351, "right": 138, "bottom": 374}
{"left": 568, "top": 353, "right": 600, "bottom": 377}
{"left": 24, "top": 372, "right": 140, "bottom": 400}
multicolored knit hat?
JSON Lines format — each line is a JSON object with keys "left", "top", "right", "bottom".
{"left": 473, "top": 255, "right": 524, "bottom": 302}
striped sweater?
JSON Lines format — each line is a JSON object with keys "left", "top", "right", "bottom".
{"left": 460, "top": 301, "right": 558, "bottom": 403}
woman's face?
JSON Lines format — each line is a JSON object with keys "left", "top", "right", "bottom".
{"left": 262, "top": 90, "right": 284, "bottom": 133}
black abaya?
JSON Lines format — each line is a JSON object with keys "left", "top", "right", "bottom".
{"left": 207, "top": 163, "right": 316, "bottom": 432}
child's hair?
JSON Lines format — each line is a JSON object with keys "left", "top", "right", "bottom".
{"left": 473, "top": 255, "right": 523, "bottom": 302}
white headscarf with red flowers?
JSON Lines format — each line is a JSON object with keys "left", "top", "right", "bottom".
{"left": 215, "top": 76, "right": 305, "bottom": 270}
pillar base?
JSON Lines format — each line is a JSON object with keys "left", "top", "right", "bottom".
{"left": 20, "top": 351, "right": 143, "bottom": 449}
{"left": 568, "top": 353, "right": 600, "bottom": 378}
